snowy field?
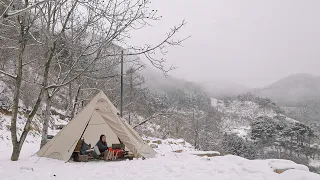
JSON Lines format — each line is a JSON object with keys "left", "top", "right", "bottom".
{"left": 0, "top": 139, "right": 320, "bottom": 180}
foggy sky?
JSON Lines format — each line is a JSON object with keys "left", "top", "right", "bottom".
{"left": 129, "top": 0, "right": 320, "bottom": 88}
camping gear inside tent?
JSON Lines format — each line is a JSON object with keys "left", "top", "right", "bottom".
{"left": 36, "top": 91, "right": 157, "bottom": 161}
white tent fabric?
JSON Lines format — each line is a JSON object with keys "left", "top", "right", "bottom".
{"left": 36, "top": 91, "right": 157, "bottom": 161}
{"left": 82, "top": 111, "right": 120, "bottom": 147}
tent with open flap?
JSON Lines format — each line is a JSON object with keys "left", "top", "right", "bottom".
{"left": 36, "top": 91, "right": 156, "bottom": 161}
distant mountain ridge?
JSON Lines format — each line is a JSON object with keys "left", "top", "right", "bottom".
{"left": 249, "top": 73, "right": 320, "bottom": 123}
{"left": 253, "top": 73, "right": 320, "bottom": 106}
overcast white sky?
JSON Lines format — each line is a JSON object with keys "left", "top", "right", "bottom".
{"left": 129, "top": 0, "right": 320, "bottom": 88}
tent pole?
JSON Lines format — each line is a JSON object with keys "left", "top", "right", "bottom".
{"left": 120, "top": 50, "right": 124, "bottom": 118}
{"left": 79, "top": 111, "right": 94, "bottom": 139}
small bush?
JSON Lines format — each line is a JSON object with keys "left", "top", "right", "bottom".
{"left": 308, "top": 166, "right": 320, "bottom": 174}
{"left": 222, "top": 133, "right": 257, "bottom": 160}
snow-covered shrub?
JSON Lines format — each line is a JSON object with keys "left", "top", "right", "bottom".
{"left": 237, "top": 92, "right": 283, "bottom": 113}
{"left": 308, "top": 166, "right": 320, "bottom": 174}
{"left": 222, "top": 133, "right": 257, "bottom": 160}
{"left": 251, "top": 116, "right": 277, "bottom": 144}
{"left": 250, "top": 116, "right": 320, "bottom": 168}
{"left": 251, "top": 116, "right": 318, "bottom": 157}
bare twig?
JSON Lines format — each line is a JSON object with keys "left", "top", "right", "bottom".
{"left": 0, "top": 0, "right": 53, "bottom": 23}
{"left": 22, "top": 59, "right": 38, "bottom": 66}
{"left": 0, "top": 69, "right": 16, "bottom": 79}
{"left": 133, "top": 114, "right": 158, "bottom": 129}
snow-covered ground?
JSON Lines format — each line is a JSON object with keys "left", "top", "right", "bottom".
{"left": 0, "top": 138, "right": 319, "bottom": 180}
{"left": 1, "top": 107, "right": 319, "bottom": 179}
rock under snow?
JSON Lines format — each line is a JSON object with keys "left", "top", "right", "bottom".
{"left": 190, "top": 151, "right": 221, "bottom": 157}
{"left": 268, "top": 159, "right": 309, "bottom": 173}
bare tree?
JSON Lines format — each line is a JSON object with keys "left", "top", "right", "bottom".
{"left": 0, "top": 0, "right": 42, "bottom": 161}
{"left": 122, "top": 66, "right": 147, "bottom": 125}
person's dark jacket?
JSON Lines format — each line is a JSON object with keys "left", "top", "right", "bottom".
{"left": 96, "top": 140, "right": 108, "bottom": 153}
{"left": 80, "top": 141, "right": 91, "bottom": 155}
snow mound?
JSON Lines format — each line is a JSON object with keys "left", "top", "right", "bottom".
{"left": 189, "top": 151, "right": 220, "bottom": 155}
{"left": 189, "top": 151, "right": 220, "bottom": 157}
{"left": 268, "top": 159, "right": 309, "bottom": 172}
{"left": 145, "top": 137, "right": 194, "bottom": 155}
{"left": 277, "top": 169, "right": 320, "bottom": 180}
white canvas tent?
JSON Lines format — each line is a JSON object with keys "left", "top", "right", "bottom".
{"left": 37, "top": 91, "right": 157, "bottom": 161}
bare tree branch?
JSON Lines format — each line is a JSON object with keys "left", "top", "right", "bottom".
{"left": 0, "top": 0, "right": 53, "bottom": 23}
{"left": 0, "top": 69, "right": 16, "bottom": 79}
{"left": 0, "top": 0, "right": 14, "bottom": 20}
{"left": 133, "top": 114, "right": 157, "bottom": 129}
{"left": 22, "top": 59, "right": 38, "bottom": 66}
{"left": 127, "top": 20, "right": 189, "bottom": 56}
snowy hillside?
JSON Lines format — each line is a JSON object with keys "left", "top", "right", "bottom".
{"left": 0, "top": 112, "right": 41, "bottom": 146}
{"left": 211, "top": 98, "right": 298, "bottom": 137}
{"left": 0, "top": 107, "right": 69, "bottom": 145}
{"left": 0, "top": 78, "right": 69, "bottom": 142}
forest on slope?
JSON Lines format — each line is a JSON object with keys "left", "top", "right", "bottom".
{"left": 252, "top": 74, "right": 320, "bottom": 124}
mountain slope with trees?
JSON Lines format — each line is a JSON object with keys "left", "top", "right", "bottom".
{"left": 210, "top": 93, "right": 319, "bottom": 173}
{"left": 252, "top": 74, "right": 320, "bottom": 124}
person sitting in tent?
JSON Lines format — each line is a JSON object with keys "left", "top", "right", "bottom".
{"left": 96, "top": 134, "right": 116, "bottom": 160}
{"left": 96, "top": 134, "right": 108, "bottom": 153}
